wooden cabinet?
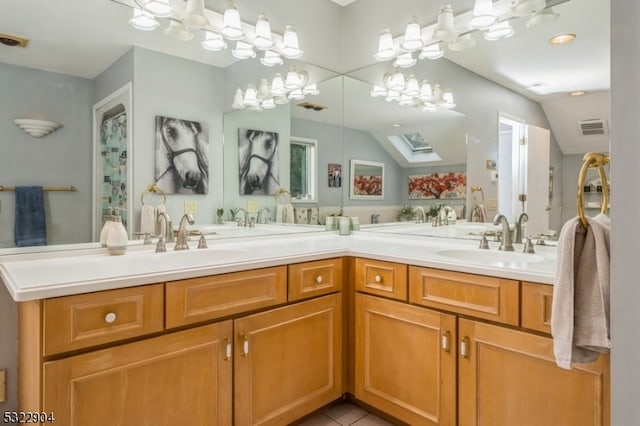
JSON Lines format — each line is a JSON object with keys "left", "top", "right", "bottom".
{"left": 409, "top": 266, "right": 519, "bottom": 326}
{"left": 458, "top": 318, "right": 610, "bottom": 426}
{"left": 234, "top": 293, "right": 343, "bottom": 425}
{"left": 354, "top": 258, "right": 407, "bottom": 301}
{"left": 42, "top": 321, "right": 233, "bottom": 426}
{"left": 165, "top": 266, "right": 287, "bottom": 328}
{"left": 288, "top": 258, "right": 343, "bottom": 301}
{"left": 20, "top": 261, "right": 343, "bottom": 426}
{"left": 355, "top": 293, "right": 456, "bottom": 425}
{"left": 43, "top": 284, "right": 164, "bottom": 355}
{"left": 354, "top": 261, "right": 610, "bottom": 426}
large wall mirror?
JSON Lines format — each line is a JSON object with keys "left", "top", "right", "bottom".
{"left": 0, "top": 0, "right": 609, "bottom": 251}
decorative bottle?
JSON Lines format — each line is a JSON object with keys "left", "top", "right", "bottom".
{"left": 99, "top": 207, "right": 114, "bottom": 247}
{"left": 106, "top": 208, "right": 128, "bottom": 255}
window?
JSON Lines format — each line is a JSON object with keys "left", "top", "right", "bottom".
{"left": 401, "top": 132, "right": 434, "bottom": 153}
{"left": 289, "top": 137, "right": 317, "bottom": 202}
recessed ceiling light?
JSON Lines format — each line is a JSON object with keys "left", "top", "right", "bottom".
{"left": 392, "top": 123, "right": 402, "bottom": 128}
{"left": 525, "top": 81, "right": 547, "bottom": 92}
{"left": 549, "top": 33, "right": 576, "bottom": 45}
{"left": 569, "top": 91, "right": 587, "bottom": 97}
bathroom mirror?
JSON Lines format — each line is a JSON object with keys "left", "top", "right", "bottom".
{"left": 0, "top": 0, "right": 609, "bottom": 251}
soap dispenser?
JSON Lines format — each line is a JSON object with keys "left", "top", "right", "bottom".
{"left": 106, "top": 207, "right": 128, "bottom": 255}
{"left": 99, "top": 207, "right": 114, "bottom": 247}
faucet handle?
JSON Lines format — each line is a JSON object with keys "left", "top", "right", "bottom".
{"left": 479, "top": 234, "right": 490, "bottom": 250}
{"left": 155, "top": 236, "right": 166, "bottom": 253}
{"left": 523, "top": 237, "right": 536, "bottom": 253}
{"left": 197, "top": 233, "right": 208, "bottom": 249}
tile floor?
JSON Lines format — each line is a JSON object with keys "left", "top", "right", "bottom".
{"left": 295, "top": 402, "right": 397, "bottom": 426}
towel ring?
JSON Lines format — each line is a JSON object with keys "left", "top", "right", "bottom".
{"left": 471, "top": 185, "right": 484, "bottom": 204}
{"left": 577, "top": 152, "right": 610, "bottom": 229}
{"left": 141, "top": 184, "right": 167, "bottom": 207}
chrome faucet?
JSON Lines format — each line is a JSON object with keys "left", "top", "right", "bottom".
{"left": 414, "top": 206, "right": 426, "bottom": 223}
{"left": 174, "top": 213, "right": 195, "bottom": 250}
{"left": 157, "top": 211, "right": 174, "bottom": 243}
{"left": 514, "top": 212, "right": 529, "bottom": 244}
{"left": 257, "top": 207, "right": 271, "bottom": 224}
{"left": 493, "top": 214, "right": 514, "bottom": 251}
{"left": 235, "top": 208, "right": 248, "bottom": 227}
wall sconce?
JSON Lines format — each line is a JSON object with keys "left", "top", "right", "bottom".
{"left": 13, "top": 119, "right": 62, "bottom": 138}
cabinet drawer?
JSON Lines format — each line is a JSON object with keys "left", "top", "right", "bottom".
{"left": 288, "top": 258, "right": 343, "bottom": 301}
{"left": 166, "top": 266, "right": 287, "bottom": 328}
{"left": 355, "top": 258, "right": 407, "bottom": 301}
{"left": 409, "top": 267, "right": 519, "bottom": 326}
{"left": 521, "top": 282, "right": 554, "bottom": 334}
{"left": 43, "top": 284, "right": 164, "bottom": 356}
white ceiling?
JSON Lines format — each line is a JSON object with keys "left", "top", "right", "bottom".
{"left": 0, "top": 0, "right": 610, "bottom": 155}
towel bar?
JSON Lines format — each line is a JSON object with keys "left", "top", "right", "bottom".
{"left": 0, "top": 185, "right": 76, "bottom": 192}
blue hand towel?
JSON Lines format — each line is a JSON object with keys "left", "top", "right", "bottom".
{"left": 14, "top": 186, "right": 47, "bottom": 247}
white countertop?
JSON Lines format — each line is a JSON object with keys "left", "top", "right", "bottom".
{"left": 0, "top": 231, "right": 557, "bottom": 302}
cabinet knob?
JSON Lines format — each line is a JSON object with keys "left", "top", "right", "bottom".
{"left": 316, "top": 275, "right": 323, "bottom": 284}
{"left": 224, "top": 337, "right": 232, "bottom": 361}
{"left": 241, "top": 334, "right": 249, "bottom": 357}
{"left": 104, "top": 312, "right": 117, "bottom": 324}
{"left": 441, "top": 330, "right": 451, "bottom": 352}
{"left": 460, "top": 336, "right": 470, "bottom": 358}
{"left": 374, "top": 275, "right": 382, "bottom": 283}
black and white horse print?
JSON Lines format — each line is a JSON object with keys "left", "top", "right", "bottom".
{"left": 155, "top": 116, "right": 209, "bottom": 194}
{"left": 238, "top": 128, "right": 280, "bottom": 195}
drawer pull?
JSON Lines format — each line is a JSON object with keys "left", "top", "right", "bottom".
{"left": 315, "top": 275, "right": 324, "bottom": 284}
{"left": 241, "top": 334, "right": 249, "bottom": 357}
{"left": 224, "top": 337, "right": 232, "bottom": 361}
{"left": 441, "top": 330, "right": 451, "bottom": 352}
{"left": 104, "top": 312, "right": 117, "bottom": 324}
{"left": 460, "top": 336, "right": 470, "bottom": 358}
{"left": 374, "top": 275, "right": 382, "bottom": 283}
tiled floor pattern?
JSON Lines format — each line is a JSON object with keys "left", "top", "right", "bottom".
{"left": 296, "top": 402, "right": 397, "bottom": 426}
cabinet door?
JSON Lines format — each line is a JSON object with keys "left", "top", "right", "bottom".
{"left": 355, "top": 293, "right": 457, "bottom": 426}
{"left": 458, "top": 318, "right": 610, "bottom": 426}
{"left": 43, "top": 321, "right": 233, "bottom": 426}
{"left": 234, "top": 293, "right": 343, "bottom": 426}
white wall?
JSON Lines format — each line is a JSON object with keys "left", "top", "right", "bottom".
{"left": 610, "top": 0, "right": 640, "bottom": 423}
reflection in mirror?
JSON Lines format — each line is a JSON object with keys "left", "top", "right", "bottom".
{"left": 290, "top": 137, "right": 317, "bottom": 202}
{"left": 350, "top": 160, "right": 384, "bottom": 200}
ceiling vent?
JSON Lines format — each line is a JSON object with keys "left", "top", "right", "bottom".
{"left": 0, "top": 32, "right": 29, "bottom": 48}
{"left": 297, "top": 102, "right": 327, "bottom": 111}
{"left": 577, "top": 118, "right": 608, "bottom": 136}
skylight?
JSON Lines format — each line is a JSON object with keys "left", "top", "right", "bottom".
{"left": 401, "top": 132, "right": 434, "bottom": 153}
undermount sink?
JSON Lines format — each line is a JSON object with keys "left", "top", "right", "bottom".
{"left": 436, "top": 249, "right": 544, "bottom": 265}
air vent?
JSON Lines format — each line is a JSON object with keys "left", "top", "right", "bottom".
{"left": 0, "top": 32, "right": 29, "bottom": 48}
{"left": 577, "top": 118, "right": 608, "bottom": 136}
{"left": 297, "top": 102, "right": 327, "bottom": 111}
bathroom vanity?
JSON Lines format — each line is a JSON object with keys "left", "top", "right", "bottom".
{"left": 0, "top": 232, "right": 608, "bottom": 426}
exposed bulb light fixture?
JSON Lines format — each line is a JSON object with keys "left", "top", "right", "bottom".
{"left": 121, "top": 1, "right": 304, "bottom": 66}
{"left": 433, "top": 4, "right": 458, "bottom": 42}
{"left": 484, "top": 21, "right": 514, "bottom": 41}
{"left": 232, "top": 69, "right": 318, "bottom": 111}
{"left": 373, "top": 71, "right": 456, "bottom": 112}
{"left": 129, "top": 9, "right": 160, "bottom": 31}
{"left": 526, "top": 7, "right": 559, "bottom": 28}
{"left": 470, "top": 0, "right": 497, "bottom": 30}
{"left": 374, "top": 0, "right": 556, "bottom": 65}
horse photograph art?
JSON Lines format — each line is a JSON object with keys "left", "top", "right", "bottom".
{"left": 155, "top": 115, "right": 209, "bottom": 194}
{"left": 238, "top": 128, "right": 280, "bottom": 195}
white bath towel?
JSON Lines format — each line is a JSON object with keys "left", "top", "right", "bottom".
{"left": 140, "top": 205, "right": 156, "bottom": 235}
{"left": 551, "top": 213, "right": 611, "bottom": 369}
{"left": 471, "top": 203, "right": 488, "bottom": 222}
{"left": 276, "top": 204, "right": 294, "bottom": 224}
